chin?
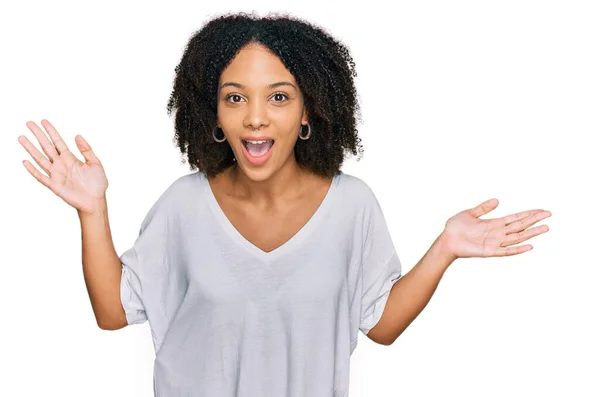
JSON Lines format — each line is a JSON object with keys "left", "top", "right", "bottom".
{"left": 234, "top": 164, "right": 276, "bottom": 183}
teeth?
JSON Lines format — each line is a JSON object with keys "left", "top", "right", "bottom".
{"left": 244, "top": 139, "right": 273, "bottom": 145}
{"left": 244, "top": 140, "right": 272, "bottom": 144}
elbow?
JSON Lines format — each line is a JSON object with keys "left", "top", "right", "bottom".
{"left": 381, "top": 335, "right": 398, "bottom": 346}
{"left": 97, "top": 320, "right": 127, "bottom": 330}
{"left": 97, "top": 322, "right": 113, "bottom": 330}
{"left": 373, "top": 334, "right": 397, "bottom": 346}
{"left": 96, "top": 314, "right": 128, "bottom": 330}
{"left": 367, "top": 329, "right": 398, "bottom": 346}
{"left": 367, "top": 321, "right": 400, "bottom": 346}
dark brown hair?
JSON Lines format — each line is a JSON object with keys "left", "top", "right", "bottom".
{"left": 167, "top": 11, "right": 364, "bottom": 178}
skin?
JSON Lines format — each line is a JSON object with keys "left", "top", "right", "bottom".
{"left": 213, "top": 42, "right": 324, "bottom": 208}
{"left": 368, "top": 199, "right": 552, "bottom": 345}
{"left": 17, "top": 45, "right": 552, "bottom": 343}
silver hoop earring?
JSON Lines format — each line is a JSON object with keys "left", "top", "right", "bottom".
{"left": 213, "top": 126, "right": 227, "bottom": 143}
{"left": 299, "top": 123, "right": 311, "bottom": 140}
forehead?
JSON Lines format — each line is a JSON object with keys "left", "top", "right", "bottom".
{"left": 219, "top": 43, "right": 296, "bottom": 86}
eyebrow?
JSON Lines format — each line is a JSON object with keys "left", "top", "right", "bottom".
{"left": 219, "top": 81, "right": 297, "bottom": 90}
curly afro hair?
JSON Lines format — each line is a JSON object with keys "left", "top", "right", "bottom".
{"left": 166, "top": 11, "right": 364, "bottom": 179}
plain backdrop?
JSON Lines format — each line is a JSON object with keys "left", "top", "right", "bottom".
{"left": 2, "top": 1, "right": 598, "bottom": 396}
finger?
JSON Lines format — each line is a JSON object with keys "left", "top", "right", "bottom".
{"left": 505, "top": 210, "right": 552, "bottom": 234}
{"left": 501, "top": 224, "right": 550, "bottom": 247}
{"left": 22, "top": 159, "right": 53, "bottom": 189}
{"left": 502, "top": 209, "right": 544, "bottom": 226}
{"left": 469, "top": 198, "right": 499, "bottom": 218}
{"left": 493, "top": 244, "right": 533, "bottom": 256}
{"left": 18, "top": 135, "right": 52, "bottom": 175}
{"left": 25, "top": 121, "right": 60, "bottom": 162}
{"left": 75, "top": 135, "right": 101, "bottom": 165}
{"left": 41, "top": 119, "right": 71, "bottom": 156}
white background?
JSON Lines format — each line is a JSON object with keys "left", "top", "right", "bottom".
{"left": 2, "top": 0, "right": 598, "bottom": 396}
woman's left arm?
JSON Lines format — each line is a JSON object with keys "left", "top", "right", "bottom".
{"left": 367, "top": 198, "right": 552, "bottom": 345}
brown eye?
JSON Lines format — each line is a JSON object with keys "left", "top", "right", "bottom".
{"left": 272, "top": 92, "right": 288, "bottom": 102}
{"left": 225, "top": 94, "right": 244, "bottom": 103}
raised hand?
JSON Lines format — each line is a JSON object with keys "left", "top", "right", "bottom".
{"left": 440, "top": 198, "right": 552, "bottom": 259}
{"left": 18, "top": 119, "right": 109, "bottom": 216}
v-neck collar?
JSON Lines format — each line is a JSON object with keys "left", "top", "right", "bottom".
{"left": 200, "top": 171, "right": 342, "bottom": 263}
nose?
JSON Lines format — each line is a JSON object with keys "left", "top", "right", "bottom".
{"left": 244, "top": 97, "right": 269, "bottom": 130}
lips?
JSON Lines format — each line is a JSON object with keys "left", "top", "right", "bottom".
{"left": 240, "top": 139, "right": 274, "bottom": 166}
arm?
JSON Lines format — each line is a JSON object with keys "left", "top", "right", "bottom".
{"left": 18, "top": 120, "right": 128, "bottom": 330}
{"left": 366, "top": 198, "right": 551, "bottom": 345}
{"left": 79, "top": 199, "right": 128, "bottom": 330}
{"left": 366, "top": 233, "right": 454, "bottom": 345}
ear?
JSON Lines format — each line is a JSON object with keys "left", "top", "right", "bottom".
{"left": 301, "top": 106, "right": 309, "bottom": 125}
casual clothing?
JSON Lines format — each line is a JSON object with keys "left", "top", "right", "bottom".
{"left": 119, "top": 170, "right": 402, "bottom": 396}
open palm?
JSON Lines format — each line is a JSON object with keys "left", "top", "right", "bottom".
{"left": 441, "top": 198, "right": 552, "bottom": 259}
{"left": 18, "top": 120, "right": 109, "bottom": 215}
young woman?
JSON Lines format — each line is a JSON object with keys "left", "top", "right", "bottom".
{"left": 18, "top": 11, "right": 551, "bottom": 397}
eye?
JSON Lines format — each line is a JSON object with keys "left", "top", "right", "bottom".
{"left": 271, "top": 92, "right": 289, "bottom": 102}
{"left": 224, "top": 94, "right": 245, "bottom": 103}
{"left": 224, "top": 92, "right": 289, "bottom": 103}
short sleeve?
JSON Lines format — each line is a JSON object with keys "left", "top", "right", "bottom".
{"left": 359, "top": 187, "right": 403, "bottom": 336}
{"left": 119, "top": 199, "right": 170, "bottom": 326}
{"left": 119, "top": 245, "right": 147, "bottom": 325}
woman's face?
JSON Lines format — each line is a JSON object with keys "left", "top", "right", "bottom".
{"left": 217, "top": 42, "right": 308, "bottom": 181}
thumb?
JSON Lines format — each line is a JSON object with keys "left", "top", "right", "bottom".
{"left": 75, "top": 135, "right": 101, "bottom": 165}
{"left": 468, "top": 198, "right": 499, "bottom": 218}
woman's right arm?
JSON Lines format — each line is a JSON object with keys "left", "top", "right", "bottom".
{"left": 19, "top": 119, "right": 128, "bottom": 330}
{"left": 79, "top": 200, "right": 128, "bottom": 330}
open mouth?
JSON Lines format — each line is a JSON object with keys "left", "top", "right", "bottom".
{"left": 242, "top": 139, "right": 275, "bottom": 157}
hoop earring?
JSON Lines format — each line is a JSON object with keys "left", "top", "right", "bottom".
{"left": 212, "top": 125, "right": 227, "bottom": 143}
{"left": 299, "top": 123, "right": 311, "bottom": 140}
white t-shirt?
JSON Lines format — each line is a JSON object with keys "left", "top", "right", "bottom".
{"left": 119, "top": 170, "right": 403, "bottom": 396}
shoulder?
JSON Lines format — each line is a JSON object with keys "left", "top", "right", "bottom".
{"left": 167, "top": 171, "right": 205, "bottom": 197}
{"left": 139, "top": 172, "right": 204, "bottom": 227}
{"left": 336, "top": 171, "right": 379, "bottom": 205}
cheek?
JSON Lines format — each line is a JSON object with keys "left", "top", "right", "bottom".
{"left": 275, "top": 132, "right": 300, "bottom": 155}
